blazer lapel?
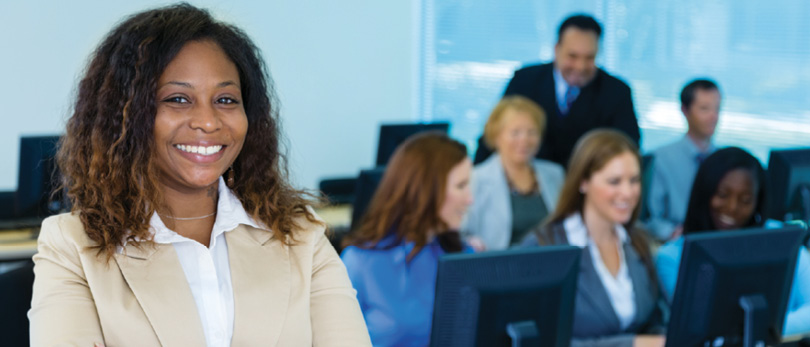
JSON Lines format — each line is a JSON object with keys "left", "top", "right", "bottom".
{"left": 567, "top": 70, "right": 601, "bottom": 124}
{"left": 577, "top": 246, "right": 623, "bottom": 331}
{"left": 624, "top": 243, "right": 655, "bottom": 330}
{"left": 114, "top": 242, "right": 207, "bottom": 346}
{"left": 228, "top": 225, "right": 291, "bottom": 346}
{"left": 538, "top": 65, "right": 559, "bottom": 117}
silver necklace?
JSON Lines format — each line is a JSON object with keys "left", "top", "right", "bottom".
{"left": 159, "top": 212, "right": 216, "bottom": 221}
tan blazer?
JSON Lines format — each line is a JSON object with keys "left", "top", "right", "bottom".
{"left": 29, "top": 213, "right": 372, "bottom": 347}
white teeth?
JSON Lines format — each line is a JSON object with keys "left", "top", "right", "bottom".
{"left": 719, "top": 214, "right": 736, "bottom": 225}
{"left": 175, "top": 144, "right": 223, "bottom": 156}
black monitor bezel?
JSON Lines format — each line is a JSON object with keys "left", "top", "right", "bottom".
{"left": 665, "top": 226, "right": 806, "bottom": 346}
{"left": 375, "top": 122, "right": 450, "bottom": 167}
{"left": 430, "top": 246, "right": 581, "bottom": 347}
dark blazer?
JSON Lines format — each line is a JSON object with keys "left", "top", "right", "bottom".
{"left": 523, "top": 221, "right": 667, "bottom": 347}
{"left": 475, "top": 62, "right": 640, "bottom": 167}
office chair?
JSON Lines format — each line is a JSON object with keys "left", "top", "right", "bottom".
{"left": 639, "top": 153, "right": 655, "bottom": 222}
{"left": 0, "top": 260, "right": 35, "bottom": 347}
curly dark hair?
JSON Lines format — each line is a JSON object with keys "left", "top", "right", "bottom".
{"left": 58, "top": 3, "right": 318, "bottom": 258}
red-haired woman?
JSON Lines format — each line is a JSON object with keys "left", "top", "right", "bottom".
{"left": 341, "top": 132, "right": 474, "bottom": 347}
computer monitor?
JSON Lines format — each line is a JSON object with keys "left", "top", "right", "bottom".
{"left": 430, "top": 246, "right": 581, "bottom": 347}
{"left": 350, "top": 167, "right": 386, "bottom": 230}
{"left": 375, "top": 122, "right": 449, "bottom": 166}
{"left": 14, "top": 135, "right": 62, "bottom": 221}
{"left": 767, "top": 148, "right": 810, "bottom": 222}
{"left": 665, "top": 226, "right": 807, "bottom": 347}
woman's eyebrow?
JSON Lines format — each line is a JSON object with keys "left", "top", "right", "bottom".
{"left": 217, "top": 80, "right": 239, "bottom": 88}
{"left": 161, "top": 81, "right": 193, "bottom": 88}
{"left": 158, "top": 81, "right": 239, "bottom": 89}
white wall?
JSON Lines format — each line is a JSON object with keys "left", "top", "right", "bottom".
{"left": 0, "top": 1, "right": 417, "bottom": 191}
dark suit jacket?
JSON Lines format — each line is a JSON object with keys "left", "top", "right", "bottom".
{"left": 475, "top": 62, "right": 640, "bottom": 167}
{"left": 523, "top": 221, "right": 667, "bottom": 347}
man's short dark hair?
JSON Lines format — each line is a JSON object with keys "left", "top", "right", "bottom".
{"left": 557, "top": 14, "right": 602, "bottom": 42}
{"left": 680, "top": 79, "right": 720, "bottom": 109}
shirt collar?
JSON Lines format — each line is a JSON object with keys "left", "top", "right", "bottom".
{"left": 553, "top": 67, "right": 572, "bottom": 96}
{"left": 147, "top": 177, "right": 266, "bottom": 246}
{"left": 679, "top": 135, "right": 715, "bottom": 157}
{"left": 563, "top": 212, "right": 628, "bottom": 248}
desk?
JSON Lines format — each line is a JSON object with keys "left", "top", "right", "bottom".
{"left": 0, "top": 205, "right": 354, "bottom": 262}
{"left": 0, "top": 229, "right": 38, "bottom": 262}
{"left": 314, "top": 204, "right": 352, "bottom": 229}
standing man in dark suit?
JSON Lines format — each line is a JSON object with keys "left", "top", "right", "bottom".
{"left": 475, "top": 14, "right": 640, "bottom": 168}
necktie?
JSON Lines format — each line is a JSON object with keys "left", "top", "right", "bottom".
{"left": 560, "top": 87, "right": 577, "bottom": 116}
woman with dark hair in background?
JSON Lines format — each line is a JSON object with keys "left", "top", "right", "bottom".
{"left": 341, "top": 132, "right": 474, "bottom": 347}
{"left": 29, "top": 4, "right": 370, "bottom": 346}
{"left": 523, "top": 129, "right": 666, "bottom": 347}
{"left": 655, "top": 147, "right": 810, "bottom": 336}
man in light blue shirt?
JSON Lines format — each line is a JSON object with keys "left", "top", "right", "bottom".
{"left": 646, "top": 79, "right": 721, "bottom": 241}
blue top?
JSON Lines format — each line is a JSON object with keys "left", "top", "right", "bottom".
{"left": 655, "top": 236, "right": 810, "bottom": 336}
{"left": 341, "top": 235, "right": 473, "bottom": 347}
{"left": 646, "top": 136, "right": 715, "bottom": 241}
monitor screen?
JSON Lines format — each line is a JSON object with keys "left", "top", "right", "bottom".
{"left": 431, "top": 246, "right": 581, "bottom": 347}
{"left": 766, "top": 148, "right": 810, "bottom": 222}
{"left": 666, "top": 226, "right": 806, "bottom": 347}
{"left": 14, "top": 135, "right": 62, "bottom": 220}
{"left": 350, "top": 167, "right": 386, "bottom": 230}
{"left": 375, "top": 122, "right": 449, "bottom": 166}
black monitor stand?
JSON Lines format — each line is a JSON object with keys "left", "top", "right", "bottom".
{"left": 739, "top": 294, "right": 767, "bottom": 347}
{"left": 505, "top": 321, "right": 539, "bottom": 347}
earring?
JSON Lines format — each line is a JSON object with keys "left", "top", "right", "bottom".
{"left": 227, "top": 166, "right": 235, "bottom": 187}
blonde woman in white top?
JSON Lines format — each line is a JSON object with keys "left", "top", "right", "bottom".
{"left": 464, "top": 96, "right": 565, "bottom": 251}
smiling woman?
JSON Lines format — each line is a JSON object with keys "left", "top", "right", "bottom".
{"left": 655, "top": 147, "right": 810, "bottom": 336}
{"left": 152, "top": 40, "right": 249, "bottom": 245}
{"left": 522, "top": 129, "right": 667, "bottom": 347}
{"left": 28, "top": 4, "right": 370, "bottom": 347}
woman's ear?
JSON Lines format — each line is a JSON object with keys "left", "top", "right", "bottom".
{"left": 579, "top": 180, "right": 589, "bottom": 195}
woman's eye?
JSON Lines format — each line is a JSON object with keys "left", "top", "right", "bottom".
{"left": 163, "top": 96, "right": 190, "bottom": 104}
{"left": 217, "top": 97, "right": 240, "bottom": 104}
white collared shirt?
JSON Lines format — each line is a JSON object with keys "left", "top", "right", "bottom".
{"left": 146, "top": 177, "right": 264, "bottom": 347}
{"left": 564, "top": 213, "right": 636, "bottom": 329}
{"left": 553, "top": 67, "right": 581, "bottom": 111}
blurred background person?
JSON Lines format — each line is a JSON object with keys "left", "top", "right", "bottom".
{"left": 341, "top": 132, "right": 474, "bottom": 347}
{"left": 645, "top": 79, "right": 721, "bottom": 241}
{"left": 523, "top": 129, "right": 666, "bottom": 347}
{"left": 474, "top": 14, "right": 640, "bottom": 168}
{"left": 655, "top": 146, "right": 810, "bottom": 336}
{"left": 464, "top": 96, "right": 564, "bottom": 251}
